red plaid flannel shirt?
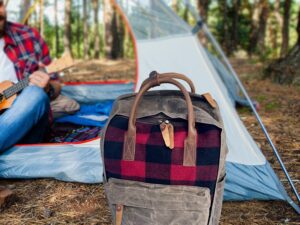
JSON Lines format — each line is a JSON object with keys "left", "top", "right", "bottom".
{"left": 3, "top": 21, "right": 57, "bottom": 80}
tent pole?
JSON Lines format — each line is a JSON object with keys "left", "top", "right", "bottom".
{"left": 197, "top": 21, "right": 300, "bottom": 204}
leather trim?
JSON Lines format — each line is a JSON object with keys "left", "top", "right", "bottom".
{"left": 123, "top": 131, "right": 136, "bottom": 161}
{"left": 203, "top": 93, "right": 217, "bottom": 108}
{"left": 140, "top": 71, "right": 196, "bottom": 94}
{"left": 183, "top": 133, "right": 197, "bottom": 166}
{"left": 124, "top": 74, "right": 197, "bottom": 166}
{"left": 115, "top": 204, "right": 123, "bottom": 225}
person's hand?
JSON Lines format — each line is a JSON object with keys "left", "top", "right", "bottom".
{"left": 29, "top": 63, "right": 50, "bottom": 90}
{"left": 29, "top": 71, "right": 50, "bottom": 89}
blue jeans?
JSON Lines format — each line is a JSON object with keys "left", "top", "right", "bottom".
{"left": 0, "top": 86, "right": 50, "bottom": 152}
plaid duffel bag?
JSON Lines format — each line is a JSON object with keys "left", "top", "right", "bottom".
{"left": 101, "top": 72, "right": 228, "bottom": 225}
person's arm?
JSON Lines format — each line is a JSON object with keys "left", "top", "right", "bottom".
{"left": 31, "top": 28, "right": 62, "bottom": 99}
{"left": 29, "top": 70, "right": 61, "bottom": 100}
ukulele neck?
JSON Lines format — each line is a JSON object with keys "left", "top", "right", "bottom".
{"left": 1, "top": 53, "right": 73, "bottom": 100}
{"left": 3, "top": 77, "right": 29, "bottom": 99}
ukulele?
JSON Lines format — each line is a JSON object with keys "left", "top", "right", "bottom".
{"left": 0, "top": 53, "right": 73, "bottom": 111}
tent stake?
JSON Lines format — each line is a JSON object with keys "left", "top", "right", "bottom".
{"left": 198, "top": 21, "right": 300, "bottom": 205}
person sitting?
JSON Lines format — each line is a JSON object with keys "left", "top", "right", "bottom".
{"left": 0, "top": 0, "right": 61, "bottom": 152}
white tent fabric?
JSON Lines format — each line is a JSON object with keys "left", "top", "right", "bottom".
{"left": 115, "top": 0, "right": 299, "bottom": 212}
{"left": 136, "top": 35, "right": 265, "bottom": 165}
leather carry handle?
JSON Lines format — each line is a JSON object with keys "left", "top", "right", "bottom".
{"left": 140, "top": 71, "right": 196, "bottom": 94}
{"left": 123, "top": 75, "right": 197, "bottom": 167}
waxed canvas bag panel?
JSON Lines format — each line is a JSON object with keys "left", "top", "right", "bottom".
{"left": 105, "top": 178, "right": 211, "bottom": 225}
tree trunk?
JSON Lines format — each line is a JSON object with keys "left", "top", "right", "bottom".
{"left": 54, "top": 0, "right": 59, "bottom": 57}
{"left": 104, "top": 2, "right": 124, "bottom": 59}
{"left": 93, "top": 0, "right": 100, "bottom": 59}
{"left": 111, "top": 11, "right": 125, "bottom": 59}
{"left": 248, "top": 0, "right": 269, "bottom": 55}
{"left": 39, "top": 0, "right": 44, "bottom": 37}
{"left": 270, "top": 0, "right": 283, "bottom": 58}
{"left": 266, "top": 9, "right": 300, "bottom": 84}
{"left": 257, "top": 0, "right": 269, "bottom": 53}
{"left": 248, "top": 0, "right": 260, "bottom": 55}
{"left": 172, "top": 0, "right": 179, "bottom": 13}
{"left": 64, "top": 0, "right": 72, "bottom": 55}
{"left": 298, "top": 8, "right": 300, "bottom": 45}
{"left": 280, "top": 0, "right": 292, "bottom": 57}
{"left": 33, "top": 6, "right": 38, "bottom": 28}
{"left": 273, "top": 0, "right": 283, "bottom": 29}
{"left": 197, "top": 0, "right": 210, "bottom": 22}
{"left": 19, "top": 0, "right": 31, "bottom": 24}
{"left": 231, "top": 0, "right": 241, "bottom": 52}
{"left": 76, "top": 0, "right": 81, "bottom": 58}
{"left": 104, "top": 0, "right": 113, "bottom": 59}
{"left": 219, "top": 0, "right": 230, "bottom": 55}
{"left": 183, "top": 3, "right": 189, "bottom": 22}
{"left": 83, "top": 0, "right": 89, "bottom": 60}
{"left": 118, "top": 14, "right": 125, "bottom": 58}
{"left": 5, "top": 0, "right": 10, "bottom": 7}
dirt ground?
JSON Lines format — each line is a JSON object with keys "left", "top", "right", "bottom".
{"left": 61, "top": 59, "right": 136, "bottom": 82}
{"left": 0, "top": 58, "right": 299, "bottom": 224}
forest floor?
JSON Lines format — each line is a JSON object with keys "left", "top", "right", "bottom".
{"left": 0, "top": 58, "right": 299, "bottom": 225}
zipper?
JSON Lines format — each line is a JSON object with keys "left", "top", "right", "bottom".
{"left": 116, "top": 115, "right": 177, "bottom": 149}
{"left": 116, "top": 115, "right": 176, "bottom": 149}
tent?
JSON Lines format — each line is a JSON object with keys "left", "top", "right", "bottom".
{"left": 1, "top": 0, "right": 299, "bottom": 213}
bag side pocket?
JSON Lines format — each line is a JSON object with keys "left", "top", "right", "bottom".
{"left": 105, "top": 178, "right": 212, "bottom": 225}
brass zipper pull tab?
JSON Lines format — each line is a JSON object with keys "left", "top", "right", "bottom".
{"left": 167, "top": 122, "right": 174, "bottom": 149}
{"left": 160, "top": 120, "right": 174, "bottom": 150}
{"left": 160, "top": 121, "right": 170, "bottom": 148}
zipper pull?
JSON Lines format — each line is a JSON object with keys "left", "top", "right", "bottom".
{"left": 160, "top": 120, "right": 174, "bottom": 150}
{"left": 167, "top": 121, "right": 174, "bottom": 149}
{"left": 115, "top": 204, "right": 123, "bottom": 225}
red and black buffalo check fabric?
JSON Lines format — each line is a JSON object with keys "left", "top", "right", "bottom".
{"left": 104, "top": 115, "right": 222, "bottom": 196}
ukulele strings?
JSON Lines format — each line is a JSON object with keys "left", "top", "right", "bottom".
{"left": 3, "top": 77, "right": 29, "bottom": 99}
{"left": 2, "top": 55, "right": 73, "bottom": 100}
